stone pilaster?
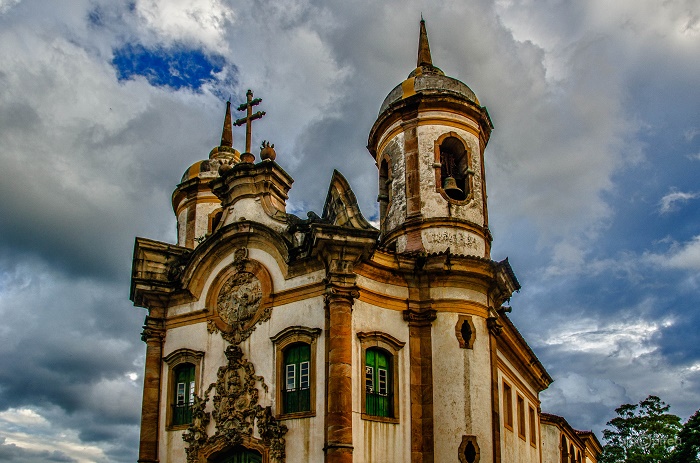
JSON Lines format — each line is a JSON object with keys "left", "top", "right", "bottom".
{"left": 403, "top": 307, "right": 437, "bottom": 463}
{"left": 487, "top": 316, "right": 503, "bottom": 463}
{"left": 138, "top": 315, "right": 165, "bottom": 463}
{"left": 324, "top": 284, "right": 359, "bottom": 463}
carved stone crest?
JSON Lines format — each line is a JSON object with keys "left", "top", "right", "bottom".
{"left": 210, "top": 251, "right": 273, "bottom": 345}
{"left": 217, "top": 272, "right": 263, "bottom": 326}
{"left": 183, "top": 345, "right": 287, "bottom": 462}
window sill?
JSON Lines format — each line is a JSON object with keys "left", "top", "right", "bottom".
{"left": 504, "top": 424, "right": 513, "bottom": 432}
{"left": 277, "top": 411, "right": 315, "bottom": 420}
{"left": 166, "top": 424, "right": 190, "bottom": 431}
{"left": 361, "top": 413, "right": 399, "bottom": 424}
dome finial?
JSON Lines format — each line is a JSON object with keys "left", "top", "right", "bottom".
{"left": 417, "top": 16, "right": 433, "bottom": 68}
{"left": 220, "top": 99, "right": 233, "bottom": 148}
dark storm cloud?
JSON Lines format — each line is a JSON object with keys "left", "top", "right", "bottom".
{"left": 0, "top": 438, "right": 77, "bottom": 463}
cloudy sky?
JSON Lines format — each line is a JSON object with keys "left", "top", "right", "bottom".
{"left": 0, "top": 0, "right": 698, "bottom": 461}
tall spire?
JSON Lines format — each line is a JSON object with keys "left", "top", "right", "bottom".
{"left": 417, "top": 17, "right": 433, "bottom": 68}
{"left": 220, "top": 100, "right": 233, "bottom": 147}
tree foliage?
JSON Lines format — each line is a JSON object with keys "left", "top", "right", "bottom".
{"left": 670, "top": 408, "right": 700, "bottom": 463}
{"left": 600, "top": 395, "right": 682, "bottom": 463}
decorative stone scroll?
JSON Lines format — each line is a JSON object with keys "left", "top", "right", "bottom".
{"left": 183, "top": 345, "right": 288, "bottom": 463}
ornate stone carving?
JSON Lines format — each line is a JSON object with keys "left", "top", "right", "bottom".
{"left": 140, "top": 316, "right": 165, "bottom": 343}
{"left": 215, "top": 267, "right": 272, "bottom": 344}
{"left": 207, "top": 319, "right": 220, "bottom": 334}
{"left": 486, "top": 316, "right": 503, "bottom": 336}
{"left": 402, "top": 308, "right": 437, "bottom": 326}
{"left": 217, "top": 272, "right": 262, "bottom": 326}
{"left": 183, "top": 345, "right": 287, "bottom": 463}
{"left": 323, "top": 285, "right": 360, "bottom": 306}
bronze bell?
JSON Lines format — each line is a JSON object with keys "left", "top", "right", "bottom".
{"left": 443, "top": 176, "right": 464, "bottom": 198}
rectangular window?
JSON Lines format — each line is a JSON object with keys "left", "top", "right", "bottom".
{"left": 281, "top": 342, "right": 312, "bottom": 415}
{"left": 300, "top": 361, "right": 310, "bottom": 390}
{"left": 189, "top": 380, "right": 195, "bottom": 405}
{"left": 503, "top": 381, "right": 513, "bottom": 430}
{"left": 378, "top": 368, "right": 388, "bottom": 396}
{"left": 365, "top": 366, "right": 374, "bottom": 393}
{"left": 517, "top": 395, "right": 526, "bottom": 439}
{"left": 286, "top": 364, "right": 296, "bottom": 391}
{"left": 177, "top": 382, "right": 186, "bottom": 406}
{"left": 529, "top": 405, "right": 537, "bottom": 445}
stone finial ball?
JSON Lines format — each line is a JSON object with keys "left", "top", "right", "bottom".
{"left": 260, "top": 140, "right": 276, "bottom": 161}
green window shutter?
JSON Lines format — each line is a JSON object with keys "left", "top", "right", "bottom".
{"left": 365, "top": 348, "right": 392, "bottom": 417}
{"left": 173, "top": 363, "right": 195, "bottom": 425}
{"left": 282, "top": 343, "right": 311, "bottom": 413}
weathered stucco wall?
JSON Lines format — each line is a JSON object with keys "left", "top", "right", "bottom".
{"left": 432, "top": 312, "right": 493, "bottom": 463}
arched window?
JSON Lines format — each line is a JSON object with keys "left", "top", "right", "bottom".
{"left": 438, "top": 135, "right": 469, "bottom": 201}
{"left": 357, "top": 331, "right": 404, "bottom": 422}
{"left": 365, "top": 347, "right": 392, "bottom": 417}
{"left": 569, "top": 444, "right": 575, "bottom": 463}
{"left": 271, "top": 326, "right": 321, "bottom": 419}
{"left": 214, "top": 445, "right": 263, "bottom": 463}
{"left": 561, "top": 436, "right": 568, "bottom": 463}
{"left": 282, "top": 343, "right": 311, "bottom": 414}
{"left": 164, "top": 348, "right": 203, "bottom": 430}
{"left": 172, "top": 363, "right": 195, "bottom": 426}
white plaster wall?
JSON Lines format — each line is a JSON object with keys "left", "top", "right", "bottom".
{"left": 221, "top": 197, "right": 287, "bottom": 234}
{"left": 177, "top": 209, "right": 187, "bottom": 247}
{"left": 429, "top": 286, "right": 488, "bottom": 307}
{"left": 541, "top": 423, "right": 561, "bottom": 463}
{"left": 352, "top": 301, "right": 411, "bottom": 463}
{"left": 432, "top": 312, "right": 493, "bottom": 463}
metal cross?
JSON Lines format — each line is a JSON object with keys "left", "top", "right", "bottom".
{"left": 234, "top": 89, "right": 266, "bottom": 154}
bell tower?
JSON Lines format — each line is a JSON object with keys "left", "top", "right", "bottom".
{"left": 368, "top": 19, "right": 494, "bottom": 258}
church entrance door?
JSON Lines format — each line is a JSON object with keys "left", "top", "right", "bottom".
{"left": 213, "top": 446, "right": 263, "bottom": 463}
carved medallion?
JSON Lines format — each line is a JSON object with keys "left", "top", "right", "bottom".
{"left": 217, "top": 272, "right": 263, "bottom": 326}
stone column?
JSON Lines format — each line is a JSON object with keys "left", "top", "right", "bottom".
{"left": 138, "top": 315, "right": 165, "bottom": 463}
{"left": 324, "top": 285, "right": 358, "bottom": 463}
{"left": 404, "top": 308, "right": 437, "bottom": 463}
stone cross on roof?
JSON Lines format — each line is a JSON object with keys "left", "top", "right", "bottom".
{"left": 234, "top": 89, "right": 266, "bottom": 155}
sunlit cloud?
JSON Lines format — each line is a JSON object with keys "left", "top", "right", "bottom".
{"left": 659, "top": 189, "right": 700, "bottom": 214}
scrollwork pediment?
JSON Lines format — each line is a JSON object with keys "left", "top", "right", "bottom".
{"left": 183, "top": 345, "right": 287, "bottom": 462}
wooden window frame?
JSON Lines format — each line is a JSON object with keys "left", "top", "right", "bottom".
{"left": 517, "top": 393, "right": 526, "bottom": 440}
{"left": 502, "top": 380, "right": 514, "bottom": 431}
{"left": 163, "top": 348, "right": 204, "bottom": 431}
{"left": 529, "top": 405, "right": 537, "bottom": 447}
{"left": 271, "top": 326, "right": 321, "bottom": 420}
{"left": 357, "top": 331, "right": 405, "bottom": 423}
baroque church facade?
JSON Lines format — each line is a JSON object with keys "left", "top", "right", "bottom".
{"left": 130, "top": 20, "right": 601, "bottom": 463}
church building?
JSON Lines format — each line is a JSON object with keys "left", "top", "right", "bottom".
{"left": 130, "top": 19, "right": 601, "bottom": 463}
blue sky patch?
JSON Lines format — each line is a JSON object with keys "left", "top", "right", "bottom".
{"left": 112, "top": 43, "right": 226, "bottom": 91}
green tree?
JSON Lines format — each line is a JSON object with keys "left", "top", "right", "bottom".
{"left": 670, "top": 409, "right": 700, "bottom": 463}
{"left": 600, "top": 395, "right": 682, "bottom": 463}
